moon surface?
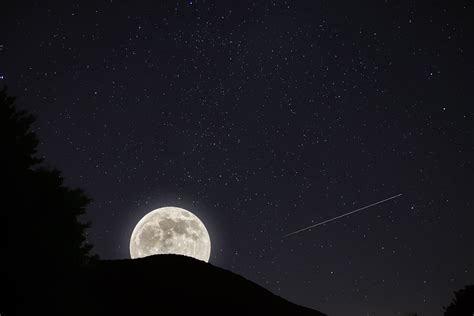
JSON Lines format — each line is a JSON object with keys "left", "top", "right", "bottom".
{"left": 130, "top": 207, "right": 211, "bottom": 262}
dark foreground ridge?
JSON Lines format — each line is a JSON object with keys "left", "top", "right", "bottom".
{"left": 55, "top": 254, "right": 326, "bottom": 316}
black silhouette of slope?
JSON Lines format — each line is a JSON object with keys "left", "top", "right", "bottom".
{"left": 54, "top": 254, "right": 326, "bottom": 316}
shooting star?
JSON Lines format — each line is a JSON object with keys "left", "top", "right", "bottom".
{"left": 282, "top": 193, "right": 403, "bottom": 238}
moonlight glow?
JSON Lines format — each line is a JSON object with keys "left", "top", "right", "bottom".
{"left": 130, "top": 207, "right": 211, "bottom": 262}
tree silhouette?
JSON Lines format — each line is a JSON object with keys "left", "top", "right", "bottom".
{"left": 1, "top": 86, "right": 97, "bottom": 315}
{"left": 444, "top": 285, "right": 474, "bottom": 316}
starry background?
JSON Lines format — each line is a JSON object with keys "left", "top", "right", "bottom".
{"left": 1, "top": 1, "right": 473, "bottom": 315}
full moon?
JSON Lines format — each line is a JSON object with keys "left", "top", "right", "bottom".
{"left": 130, "top": 207, "right": 211, "bottom": 262}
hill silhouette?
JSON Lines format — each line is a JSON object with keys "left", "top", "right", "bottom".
{"left": 53, "top": 254, "right": 326, "bottom": 316}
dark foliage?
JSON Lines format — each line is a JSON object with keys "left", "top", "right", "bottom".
{"left": 444, "top": 285, "right": 474, "bottom": 316}
{"left": 1, "top": 87, "right": 96, "bottom": 315}
{"left": 56, "top": 254, "right": 327, "bottom": 316}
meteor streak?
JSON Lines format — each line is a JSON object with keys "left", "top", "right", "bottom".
{"left": 282, "top": 193, "right": 403, "bottom": 238}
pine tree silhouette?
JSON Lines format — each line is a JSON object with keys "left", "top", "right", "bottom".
{"left": 1, "top": 86, "right": 97, "bottom": 315}
{"left": 444, "top": 285, "right": 474, "bottom": 316}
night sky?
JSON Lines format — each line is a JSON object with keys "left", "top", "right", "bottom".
{"left": 2, "top": 1, "right": 473, "bottom": 315}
